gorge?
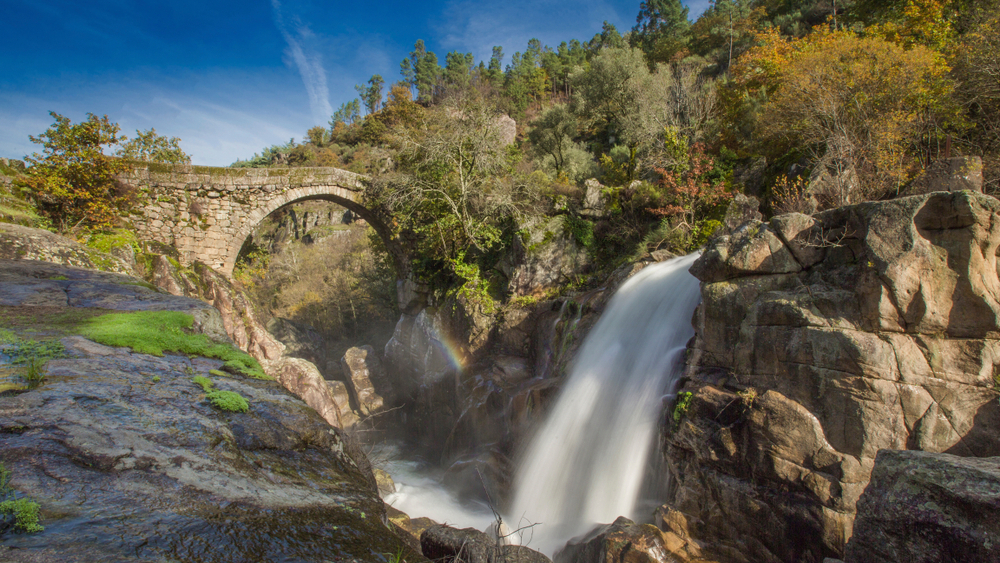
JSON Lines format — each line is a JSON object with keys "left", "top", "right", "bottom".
{"left": 3, "top": 183, "right": 1000, "bottom": 562}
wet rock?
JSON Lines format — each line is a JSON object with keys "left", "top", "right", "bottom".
{"left": 271, "top": 355, "right": 358, "bottom": 428}
{"left": 844, "top": 450, "right": 1000, "bottom": 563}
{"left": 374, "top": 467, "right": 396, "bottom": 496}
{"left": 422, "top": 525, "right": 494, "bottom": 563}
{"left": 387, "top": 504, "right": 439, "bottom": 547}
{"left": 554, "top": 516, "right": 684, "bottom": 563}
{"left": 141, "top": 254, "right": 361, "bottom": 428}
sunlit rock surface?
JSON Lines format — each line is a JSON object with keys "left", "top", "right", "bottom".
{"left": 664, "top": 191, "right": 1000, "bottom": 562}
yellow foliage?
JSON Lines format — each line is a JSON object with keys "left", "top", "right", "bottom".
{"left": 867, "top": 0, "right": 955, "bottom": 51}
{"left": 731, "top": 28, "right": 956, "bottom": 203}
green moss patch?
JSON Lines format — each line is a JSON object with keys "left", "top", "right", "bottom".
{"left": 76, "top": 311, "right": 269, "bottom": 380}
{"left": 191, "top": 375, "right": 249, "bottom": 413}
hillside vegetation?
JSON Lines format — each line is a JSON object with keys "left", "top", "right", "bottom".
{"left": 4, "top": 0, "right": 998, "bottom": 322}
{"left": 228, "top": 0, "right": 1000, "bottom": 306}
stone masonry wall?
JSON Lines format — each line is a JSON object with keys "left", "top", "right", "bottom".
{"left": 123, "top": 164, "right": 366, "bottom": 276}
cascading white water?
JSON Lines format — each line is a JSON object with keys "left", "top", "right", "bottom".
{"left": 506, "top": 253, "right": 702, "bottom": 555}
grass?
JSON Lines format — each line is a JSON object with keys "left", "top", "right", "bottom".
{"left": 75, "top": 311, "right": 270, "bottom": 380}
{"left": 0, "top": 498, "right": 44, "bottom": 533}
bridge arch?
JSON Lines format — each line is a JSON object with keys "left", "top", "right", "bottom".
{"left": 222, "top": 185, "right": 396, "bottom": 277}
{"left": 127, "top": 164, "right": 408, "bottom": 280}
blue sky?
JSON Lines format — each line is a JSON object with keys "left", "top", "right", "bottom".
{"left": 1, "top": 0, "right": 709, "bottom": 165}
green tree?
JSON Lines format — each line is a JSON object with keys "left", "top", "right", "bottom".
{"left": 330, "top": 99, "right": 361, "bottom": 127}
{"left": 400, "top": 40, "right": 441, "bottom": 104}
{"left": 18, "top": 112, "right": 137, "bottom": 232}
{"left": 571, "top": 47, "right": 653, "bottom": 150}
{"left": 116, "top": 128, "right": 191, "bottom": 164}
{"left": 505, "top": 39, "right": 551, "bottom": 114}
{"left": 689, "top": 0, "right": 762, "bottom": 71}
{"left": 444, "top": 51, "right": 475, "bottom": 91}
{"left": 487, "top": 46, "right": 505, "bottom": 84}
{"left": 542, "top": 40, "right": 587, "bottom": 97}
{"left": 306, "top": 125, "right": 330, "bottom": 147}
{"left": 355, "top": 74, "right": 385, "bottom": 115}
{"left": 528, "top": 104, "right": 579, "bottom": 175}
{"left": 631, "top": 0, "right": 691, "bottom": 63}
{"left": 588, "top": 21, "right": 627, "bottom": 54}
{"left": 371, "top": 92, "right": 537, "bottom": 293}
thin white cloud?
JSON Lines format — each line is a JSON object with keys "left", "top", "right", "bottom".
{"left": 271, "top": 0, "right": 333, "bottom": 125}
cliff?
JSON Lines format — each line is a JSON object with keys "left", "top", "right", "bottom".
{"left": 661, "top": 190, "right": 1000, "bottom": 562}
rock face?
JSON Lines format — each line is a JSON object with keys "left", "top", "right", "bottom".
{"left": 844, "top": 450, "right": 1000, "bottom": 563}
{"left": 0, "top": 261, "right": 421, "bottom": 562}
{"left": 341, "top": 345, "right": 390, "bottom": 415}
{"left": 505, "top": 215, "right": 591, "bottom": 297}
{"left": 666, "top": 191, "right": 1000, "bottom": 563}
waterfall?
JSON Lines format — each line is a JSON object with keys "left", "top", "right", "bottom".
{"left": 506, "top": 253, "right": 702, "bottom": 555}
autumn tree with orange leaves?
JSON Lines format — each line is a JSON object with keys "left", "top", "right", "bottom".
{"left": 652, "top": 140, "right": 731, "bottom": 231}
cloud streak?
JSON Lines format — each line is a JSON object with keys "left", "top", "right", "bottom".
{"left": 271, "top": 0, "right": 333, "bottom": 125}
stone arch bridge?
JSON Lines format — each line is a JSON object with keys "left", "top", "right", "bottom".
{"left": 124, "top": 164, "right": 402, "bottom": 278}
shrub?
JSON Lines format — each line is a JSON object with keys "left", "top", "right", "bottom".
{"left": 17, "top": 112, "right": 138, "bottom": 232}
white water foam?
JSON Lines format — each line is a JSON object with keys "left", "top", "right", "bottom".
{"left": 375, "top": 443, "right": 500, "bottom": 534}
{"left": 505, "top": 253, "right": 702, "bottom": 555}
